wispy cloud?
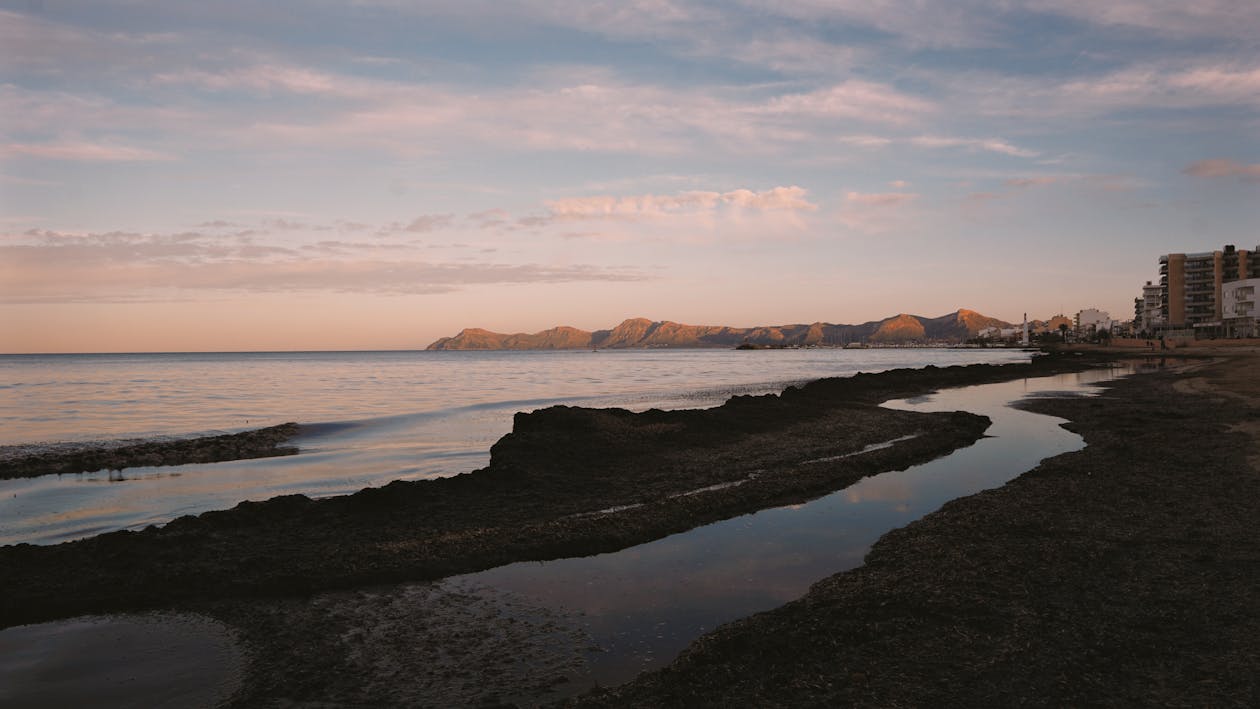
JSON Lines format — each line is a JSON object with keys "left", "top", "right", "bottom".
{"left": 540, "top": 186, "right": 818, "bottom": 223}
{"left": 1029, "top": 0, "right": 1260, "bottom": 40}
{"left": 756, "top": 81, "right": 935, "bottom": 124}
{"left": 843, "top": 191, "right": 918, "bottom": 206}
{"left": 399, "top": 214, "right": 456, "bottom": 233}
{"left": 1183, "top": 158, "right": 1260, "bottom": 182}
{"left": 1, "top": 141, "right": 172, "bottom": 162}
{"left": 1005, "top": 176, "right": 1060, "bottom": 188}
{"left": 911, "top": 136, "right": 1039, "bottom": 158}
{"left": 0, "top": 228, "right": 646, "bottom": 303}
{"left": 838, "top": 190, "right": 920, "bottom": 232}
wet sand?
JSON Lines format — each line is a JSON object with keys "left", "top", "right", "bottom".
{"left": 574, "top": 348, "right": 1260, "bottom": 706}
{"left": 0, "top": 612, "right": 242, "bottom": 708}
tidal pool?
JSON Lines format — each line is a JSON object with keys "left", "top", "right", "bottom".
{"left": 0, "top": 613, "right": 242, "bottom": 709}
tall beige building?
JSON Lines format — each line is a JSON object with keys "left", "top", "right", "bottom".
{"left": 1159, "top": 245, "right": 1260, "bottom": 330}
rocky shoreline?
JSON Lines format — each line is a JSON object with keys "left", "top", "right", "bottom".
{"left": 0, "top": 352, "right": 1108, "bottom": 631}
{"left": 0, "top": 422, "right": 301, "bottom": 480}
{"left": 572, "top": 351, "right": 1260, "bottom": 706}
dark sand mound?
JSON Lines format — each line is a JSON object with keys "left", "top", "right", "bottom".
{"left": 0, "top": 422, "right": 301, "bottom": 480}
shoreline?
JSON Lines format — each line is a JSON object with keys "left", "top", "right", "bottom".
{"left": 0, "top": 351, "right": 1112, "bottom": 630}
{"left": 0, "top": 423, "right": 302, "bottom": 480}
{"left": 573, "top": 348, "right": 1260, "bottom": 706}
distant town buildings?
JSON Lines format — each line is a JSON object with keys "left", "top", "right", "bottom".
{"left": 1154, "top": 244, "right": 1260, "bottom": 336}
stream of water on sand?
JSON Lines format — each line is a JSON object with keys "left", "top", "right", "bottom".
{"left": 446, "top": 364, "right": 1135, "bottom": 704}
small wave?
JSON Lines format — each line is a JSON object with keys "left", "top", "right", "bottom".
{"left": 299, "top": 395, "right": 611, "bottom": 435}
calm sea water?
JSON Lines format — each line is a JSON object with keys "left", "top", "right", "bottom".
{"left": 0, "top": 348, "right": 1030, "bottom": 546}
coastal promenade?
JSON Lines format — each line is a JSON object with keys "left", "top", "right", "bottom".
{"left": 577, "top": 344, "right": 1260, "bottom": 706}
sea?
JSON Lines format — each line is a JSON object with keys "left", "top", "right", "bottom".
{"left": 0, "top": 348, "right": 1032, "bottom": 546}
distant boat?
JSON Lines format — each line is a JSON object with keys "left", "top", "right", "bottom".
{"left": 843, "top": 342, "right": 868, "bottom": 349}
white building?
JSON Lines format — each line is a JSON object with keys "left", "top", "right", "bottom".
{"left": 976, "top": 326, "right": 1023, "bottom": 341}
{"left": 1138, "top": 281, "right": 1163, "bottom": 333}
{"left": 1221, "top": 279, "right": 1260, "bottom": 338}
{"left": 1075, "top": 308, "right": 1111, "bottom": 335}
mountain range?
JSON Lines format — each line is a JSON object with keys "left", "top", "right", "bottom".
{"left": 426, "top": 310, "right": 1017, "bottom": 350}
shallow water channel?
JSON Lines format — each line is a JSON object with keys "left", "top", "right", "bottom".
{"left": 0, "top": 364, "right": 1133, "bottom": 707}
{"left": 447, "top": 364, "right": 1133, "bottom": 703}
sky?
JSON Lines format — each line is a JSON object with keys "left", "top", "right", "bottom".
{"left": 2, "top": 1, "right": 1259, "bottom": 353}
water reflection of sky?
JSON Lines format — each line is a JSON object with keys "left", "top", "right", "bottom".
{"left": 455, "top": 365, "right": 1135, "bottom": 698}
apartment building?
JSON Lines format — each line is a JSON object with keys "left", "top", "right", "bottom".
{"left": 1222, "top": 279, "right": 1260, "bottom": 338}
{"left": 1075, "top": 308, "right": 1111, "bottom": 334}
{"left": 1134, "top": 281, "right": 1162, "bottom": 333}
{"left": 1158, "top": 244, "right": 1260, "bottom": 330}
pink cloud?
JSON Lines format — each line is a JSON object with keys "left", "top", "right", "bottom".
{"left": 911, "top": 135, "right": 1038, "bottom": 158}
{"left": 758, "top": 80, "right": 934, "bottom": 124}
{"left": 152, "top": 65, "right": 348, "bottom": 96}
{"left": 838, "top": 191, "right": 921, "bottom": 233}
{"left": 1029, "top": 1, "right": 1260, "bottom": 40}
{"left": 543, "top": 186, "right": 818, "bottom": 222}
{"left": 1183, "top": 158, "right": 1260, "bottom": 182}
{"left": 1, "top": 141, "right": 171, "bottom": 162}
{"left": 1004, "top": 176, "right": 1060, "bottom": 188}
{"left": 844, "top": 191, "right": 918, "bottom": 206}
{"left": 0, "top": 228, "right": 647, "bottom": 303}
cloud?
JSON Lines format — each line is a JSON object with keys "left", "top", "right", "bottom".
{"left": 58, "top": 58, "right": 937, "bottom": 160}
{"left": 910, "top": 136, "right": 1039, "bottom": 158}
{"left": 827, "top": 133, "right": 1037, "bottom": 159}
{"left": 732, "top": 0, "right": 1008, "bottom": 49}
{"left": 1059, "top": 63, "right": 1260, "bottom": 109}
{"left": 1029, "top": 1, "right": 1260, "bottom": 40}
{"left": 1005, "top": 176, "right": 1060, "bottom": 188}
{"left": 838, "top": 191, "right": 920, "bottom": 233}
{"left": 1183, "top": 159, "right": 1260, "bottom": 182}
{"left": 467, "top": 209, "right": 510, "bottom": 229}
{"left": 843, "top": 191, "right": 918, "bottom": 207}
{"left": 690, "top": 33, "right": 861, "bottom": 75}
{"left": 0, "top": 227, "right": 646, "bottom": 303}
{"left": 151, "top": 64, "right": 350, "bottom": 96}
{"left": 757, "top": 81, "right": 935, "bottom": 124}
{"left": 1, "top": 141, "right": 172, "bottom": 162}
{"left": 541, "top": 186, "right": 818, "bottom": 223}
{"left": 401, "top": 214, "right": 455, "bottom": 232}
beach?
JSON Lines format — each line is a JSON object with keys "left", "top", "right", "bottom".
{"left": 3, "top": 347, "right": 1258, "bottom": 705}
{"left": 577, "top": 345, "right": 1260, "bottom": 706}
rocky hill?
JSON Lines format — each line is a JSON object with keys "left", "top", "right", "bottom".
{"left": 426, "top": 310, "right": 1014, "bottom": 350}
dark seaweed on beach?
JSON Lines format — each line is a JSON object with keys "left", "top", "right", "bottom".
{"left": 0, "top": 422, "right": 301, "bottom": 480}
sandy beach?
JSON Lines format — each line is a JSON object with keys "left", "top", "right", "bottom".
{"left": 4, "top": 347, "right": 1258, "bottom": 706}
